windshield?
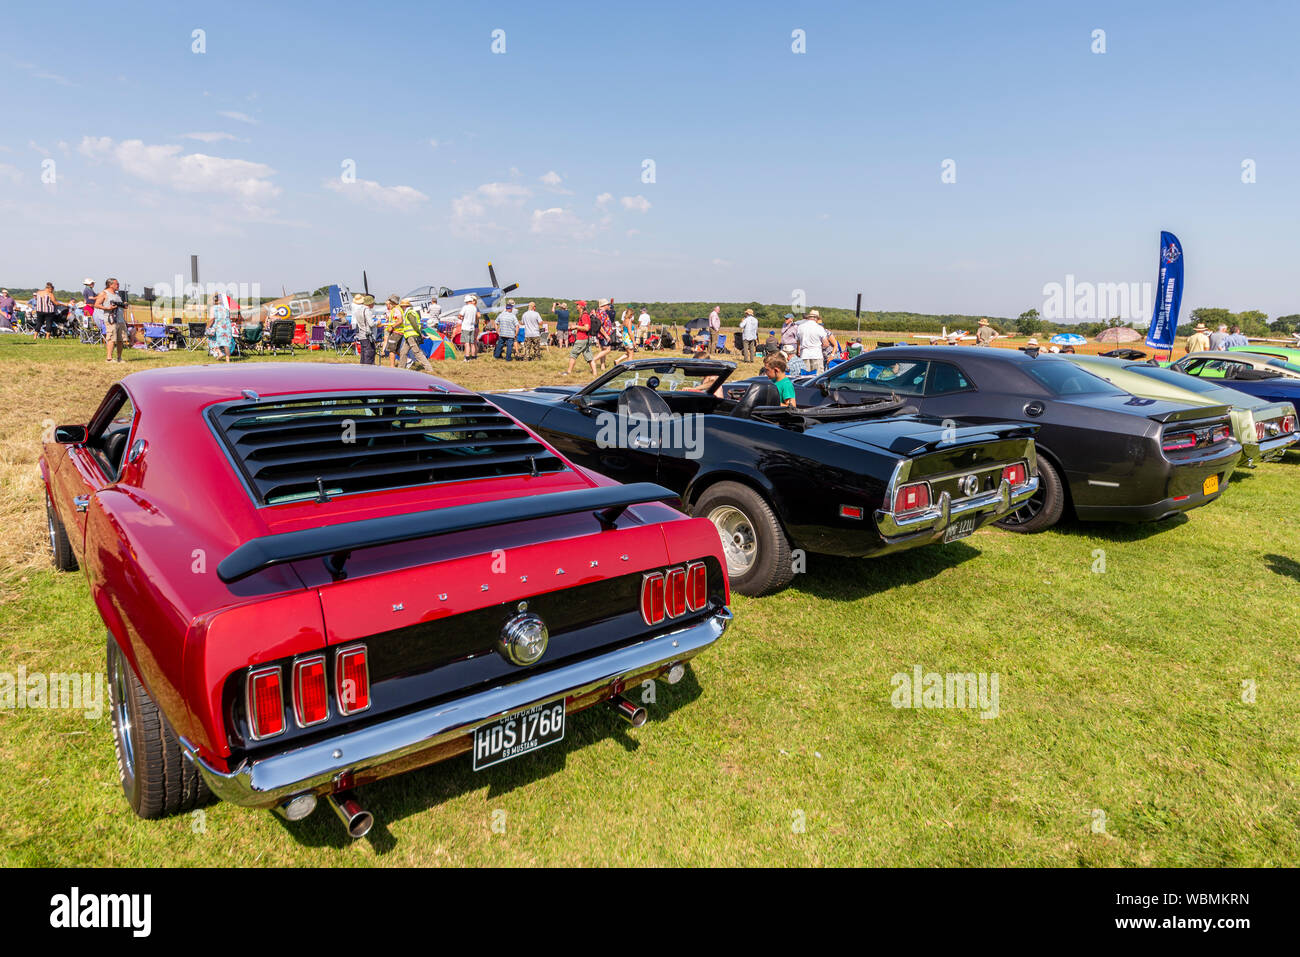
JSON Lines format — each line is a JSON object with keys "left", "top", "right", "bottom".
{"left": 585, "top": 365, "right": 725, "bottom": 398}
{"left": 1023, "top": 359, "right": 1127, "bottom": 396}
{"left": 1266, "top": 357, "right": 1300, "bottom": 374}
{"left": 826, "top": 358, "right": 928, "bottom": 395}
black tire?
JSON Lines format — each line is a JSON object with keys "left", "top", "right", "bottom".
{"left": 107, "top": 636, "right": 211, "bottom": 819}
{"left": 693, "top": 481, "right": 794, "bottom": 596}
{"left": 995, "top": 455, "right": 1065, "bottom": 533}
{"left": 45, "top": 490, "right": 78, "bottom": 572}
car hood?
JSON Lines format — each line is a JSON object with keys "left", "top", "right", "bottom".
{"left": 1054, "top": 393, "right": 1232, "bottom": 423}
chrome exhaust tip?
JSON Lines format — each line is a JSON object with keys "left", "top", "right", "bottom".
{"left": 609, "top": 695, "right": 648, "bottom": 727}
{"left": 662, "top": 662, "right": 686, "bottom": 685}
{"left": 326, "top": 790, "right": 374, "bottom": 839}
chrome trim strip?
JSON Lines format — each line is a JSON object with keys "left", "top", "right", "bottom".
{"left": 1257, "top": 433, "right": 1298, "bottom": 454}
{"left": 183, "top": 607, "right": 732, "bottom": 808}
{"left": 874, "top": 475, "right": 1036, "bottom": 538}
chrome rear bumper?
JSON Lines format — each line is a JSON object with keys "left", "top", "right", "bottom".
{"left": 182, "top": 607, "right": 731, "bottom": 808}
{"left": 874, "top": 476, "right": 1038, "bottom": 543}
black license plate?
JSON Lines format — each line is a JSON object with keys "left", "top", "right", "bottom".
{"left": 943, "top": 517, "right": 977, "bottom": 543}
{"left": 471, "top": 700, "right": 566, "bottom": 771}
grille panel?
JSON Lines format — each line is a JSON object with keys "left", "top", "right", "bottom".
{"left": 208, "top": 391, "right": 567, "bottom": 505}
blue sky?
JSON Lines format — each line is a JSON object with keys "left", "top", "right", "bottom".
{"left": 2, "top": 0, "right": 1298, "bottom": 319}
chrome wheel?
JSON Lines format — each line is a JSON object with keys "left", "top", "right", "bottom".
{"left": 109, "top": 647, "right": 137, "bottom": 793}
{"left": 708, "top": 505, "right": 758, "bottom": 576}
{"left": 999, "top": 484, "right": 1044, "bottom": 526}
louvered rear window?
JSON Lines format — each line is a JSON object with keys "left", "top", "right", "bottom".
{"left": 207, "top": 391, "right": 567, "bottom": 505}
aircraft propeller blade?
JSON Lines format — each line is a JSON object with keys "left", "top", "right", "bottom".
{"left": 501, "top": 283, "right": 519, "bottom": 295}
{"left": 363, "top": 270, "right": 370, "bottom": 295}
{"left": 488, "top": 262, "right": 500, "bottom": 290}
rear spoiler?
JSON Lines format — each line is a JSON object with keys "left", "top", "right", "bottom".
{"left": 1146, "top": 404, "right": 1231, "bottom": 424}
{"left": 217, "top": 482, "right": 677, "bottom": 584}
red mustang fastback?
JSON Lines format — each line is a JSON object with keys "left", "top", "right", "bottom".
{"left": 41, "top": 364, "right": 731, "bottom": 837}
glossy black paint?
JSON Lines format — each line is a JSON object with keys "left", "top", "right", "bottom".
{"left": 751, "top": 346, "right": 1242, "bottom": 522}
{"left": 490, "top": 358, "right": 1037, "bottom": 557}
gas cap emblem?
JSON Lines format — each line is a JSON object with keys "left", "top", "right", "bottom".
{"left": 960, "top": 474, "right": 980, "bottom": 497}
{"left": 498, "top": 613, "right": 549, "bottom": 666}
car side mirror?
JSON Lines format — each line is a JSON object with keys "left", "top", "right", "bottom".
{"left": 818, "top": 380, "right": 830, "bottom": 396}
{"left": 54, "top": 424, "right": 87, "bottom": 444}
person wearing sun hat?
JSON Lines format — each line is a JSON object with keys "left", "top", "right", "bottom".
{"left": 1021, "top": 336, "right": 1041, "bottom": 357}
{"left": 1185, "top": 322, "right": 1211, "bottom": 354}
{"left": 459, "top": 293, "right": 479, "bottom": 360}
{"left": 975, "top": 317, "right": 995, "bottom": 347}
{"left": 351, "top": 292, "right": 378, "bottom": 364}
{"left": 0, "top": 289, "right": 13, "bottom": 331}
{"left": 396, "top": 297, "right": 434, "bottom": 372}
{"left": 739, "top": 307, "right": 759, "bottom": 362}
{"left": 381, "top": 295, "right": 404, "bottom": 366}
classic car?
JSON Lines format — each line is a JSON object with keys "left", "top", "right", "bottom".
{"left": 1227, "top": 344, "right": 1300, "bottom": 368}
{"left": 737, "top": 346, "right": 1242, "bottom": 532}
{"left": 41, "top": 364, "right": 732, "bottom": 836}
{"left": 1172, "top": 350, "right": 1300, "bottom": 380}
{"left": 1167, "top": 353, "right": 1300, "bottom": 407}
{"left": 1062, "top": 355, "right": 1297, "bottom": 467}
{"left": 490, "top": 358, "right": 1040, "bottom": 596}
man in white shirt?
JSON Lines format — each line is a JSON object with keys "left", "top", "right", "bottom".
{"left": 707, "top": 305, "right": 721, "bottom": 355}
{"left": 798, "top": 309, "right": 829, "bottom": 374}
{"left": 459, "top": 294, "right": 479, "bottom": 360}
{"left": 637, "top": 306, "right": 651, "bottom": 346}
{"left": 739, "top": 308, "right": 759, "bottom": 363}
{"left": 521, "top": 301, "right": 542, "bottom": 359}
{"left": 351, "top": 293, "right": 378, "bottom": 364}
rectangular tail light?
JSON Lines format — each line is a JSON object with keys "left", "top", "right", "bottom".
{"left": 1255, "top": 421, "right": 1267, "bottom": 442}
{"left": 685, "top": 561, "right": 707, "bottom": 612}
{"left": 640, "top": 572, "right": 666, "bottom": 626}
{"left": 893, "top": 481, "right": 931, "bottom": 515}
{"left": 1282, "top": 414, "right": 1297, "bottom": 434}
{"left": 246, "top": 666, "right": 285, "bottom": 741}
{"left": 1211, "top": 424, "right": 1230, "bottom": 444}
{"left": 291, "top": 655, "right": 329, "bottom": 728}
{"left": 335, "top": 645, "right": 371, "bottom": 716}
{"left": 664, "top": 567, "right": 687, "bottom": 618}
{"left": 1161, "top": 430, "right": 1197, "bottom": 452}
{"left": 1001, "top": 462, "right": 1028, "bottom": 487}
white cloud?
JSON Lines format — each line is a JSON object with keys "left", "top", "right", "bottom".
{"left": 540, "top": 171, "right": 562, "bottom": 187}
{"left": 620, "top": 195, "right": 652, "bottom": 213}
{"left": 595, "top": 192, "right": 613, "bottom": 208}
{"left": 218, "top": 110, "right": 257, "bottom": 125}
{"left": 429, "top": 139, "right": 439, "bottom": 150}
{"left": 450, "top": 181, "right": 533, "bottom": 237}
{"left": 0, "top": 163, "right": 22, "bottom": 185}
{"left": 181, "top": 132, "right": 239, "bottom": 143}
{"left": 325, "top": 177, "right": 429, "bottom": 211}
{"left": 711, "top": 258, "right": 732, "bottom": 266}
{"left": 77, "top": 136, "right": 280, "bottom": 203}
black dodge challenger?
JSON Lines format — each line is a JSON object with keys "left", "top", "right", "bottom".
{"left": 491, "top": 358, "right": 1039, "bottom": 595}
{"left": 729, "top": 346, "right": 1243, "bottom": 533}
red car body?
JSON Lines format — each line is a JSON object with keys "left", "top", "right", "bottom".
{"left": 41, "top": 364, "right": 730, "bottom": 830}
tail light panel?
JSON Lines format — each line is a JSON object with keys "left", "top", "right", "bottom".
{"left": 1211, "top": 424, "right": 1230, "bottom": 444}
{"left": 1001, "top": 462, "right": 1028, "bottom": 487}
{"left": 246, "top": 666, "right": 285, "bottom": 741}
{"left": 291, "top": 655, "right": 329, "bottom": 728}
{"left": 1282, "top": 414, "right": 1297, "bottom": 434}
{"left": 893, "top": 481, "right": 931, "bottom": 515}
{"left": 335, "top": 645, "right": 371, "bottom": 716}
{"left": 642, "top": 563, "right": 709, "bottom": 625}
{"left": 1161, "top": 430, "right": 1197, "bottom": 452}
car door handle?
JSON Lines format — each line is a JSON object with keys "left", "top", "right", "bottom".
{"left": 631, "top": 436, "right": 656, "bottom": 449}
{"left": 73, "top": 495, "right": 90, "bottom": 513}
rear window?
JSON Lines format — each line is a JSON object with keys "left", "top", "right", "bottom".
{"left": 1130, "top": 366, "right": 1226, "bottom": 395}
{"left": 1023, "top": 360, "right": 1126, "bottom": 396}
{"left": 208, "top": 391, "right": 566, "bottom": 505}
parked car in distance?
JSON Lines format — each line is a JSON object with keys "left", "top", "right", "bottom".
{"left": 41, "top": 364, "right": 732, "bottom": 836}
{"left": 738, "top": 346, "right": 1243, "bottom": 532}
{"left": 1228, "top": 344, "right": 1300, "bottom": 368}
{"left": 1062, "top": 354, "right": 1297, "bottom": 467}
{"left": 490, "top": 358, "right": 1040, "bottom": 596}
{"left": 1168, "top": 353, "right": 1300, "bottom": 407}
{"left": 1173, "top": 350, "right": 1300, "bottom": 380}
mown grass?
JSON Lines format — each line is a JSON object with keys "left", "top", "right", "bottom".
{"left": 0, "top": 335, "right": 1296, "bottom": 866}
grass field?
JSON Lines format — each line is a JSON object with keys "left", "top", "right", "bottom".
{"left": 1, "top": 334, "right": 1296, "bottom": 867}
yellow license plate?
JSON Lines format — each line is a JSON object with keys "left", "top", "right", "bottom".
{"left": 1203, "top": 475, "right": 1219, "bottom": 496}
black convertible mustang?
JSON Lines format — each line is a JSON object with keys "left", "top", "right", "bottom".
{"left": 730, "top": 346, "right": 1242, "bottom": 532}
{"left": 491, "top": 359, "right": 1039, "bottom": 595}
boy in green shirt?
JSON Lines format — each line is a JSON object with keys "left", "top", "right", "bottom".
{"left": 764, "top": 354, "right": 797, "bottom": 407}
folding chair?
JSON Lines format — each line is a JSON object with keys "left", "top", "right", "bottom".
{"left": 143, "top": 323, "right": 168, "bottom": 351}
{"left": 233, "top": 323, "right": 264, "bottom": 357}
{"left": 332, "top": 322, "right": 357, "bottom": 355}
{"left": 265, "top": 319, "right": 296, "bottom": 355}
{"left": 81, "top": 312, "right": 105, "bottom": 345}
{"left": 308, "top": 324, "right": 328, "bottom": 351}
{"left": 186, "top": 322, "right": 209, "bottom": 351}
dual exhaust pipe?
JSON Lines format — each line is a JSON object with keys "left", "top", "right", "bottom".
{"left": 277, "top": 665, "right": 688, "bottom": 837}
